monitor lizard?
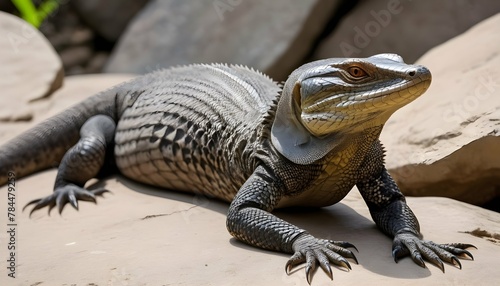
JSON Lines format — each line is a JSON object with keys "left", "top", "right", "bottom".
{"left": 0, "top": 54, "right": 474, "bottom": 283}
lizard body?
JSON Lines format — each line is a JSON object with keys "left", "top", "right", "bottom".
{"left": 0, "top": 54, "right": 474, "bottom": 283}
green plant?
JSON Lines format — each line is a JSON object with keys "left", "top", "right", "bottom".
{"left": 11, "top": 0, "right": 60, "bottom": 28}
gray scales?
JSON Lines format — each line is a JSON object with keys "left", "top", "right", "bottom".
{"left": 0, "top": 54, "right": 474, "bottom": 284}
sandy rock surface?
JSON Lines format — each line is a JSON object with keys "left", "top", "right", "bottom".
{"left": 381, "top": 13, "right": 500, "bottom": 206}
{"left": 0, "top": 170, "right": 498, "bottom": 285}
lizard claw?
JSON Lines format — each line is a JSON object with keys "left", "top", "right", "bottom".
{"left": 23, "top": 184, "right": 110, "bottom": 217}
{"left": 285, "top": 252, "right": 305, "bottom": 274}
{"left": 392, "top": 233, "right": 476, "bottom": 272}
{"left": 450, "top": 256, "right": 462, "bottom": 269}
{"left": 286, "top": 234, "right": 358, "bottom": 284}
{"left": 440, "top": 243, "right": 476, "bottom": 260}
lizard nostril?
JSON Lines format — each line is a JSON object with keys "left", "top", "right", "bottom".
{"left": 408, "top": 70, "right": 416, "bottom": 77}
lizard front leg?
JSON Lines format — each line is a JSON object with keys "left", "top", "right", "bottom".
{"left": 24, "top": 115, "right": 116, "bottom": 216}
{"left": 227, "top": 166, "right": 357, "bottom": 283}
{"left": 357, "top": 167, "right": 475, "bottom": 271}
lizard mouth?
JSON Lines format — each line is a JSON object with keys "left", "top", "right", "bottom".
{"left": 302, "top": 70, "right": 431, "bottom": 114}
{"left": 297, "top": 65, "right": 431, "bottom": 136}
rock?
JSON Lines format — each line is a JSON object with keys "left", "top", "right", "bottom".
{"left": 0, "top": 11, "right": 63, "bottom": 122}
{"left": 85, "top": 52, "right": 110, "bottom": 74}
{"left": 43, "top": 26, "right": 77, "bottom": 51}
{"left": 0, "top": 74, "right": 136, "bottom": 145}
{"left": 39, "top": 74, "right": 137, "bottom": 118}
{"left": 314, "top": 1, "right": 500, "bottom": 63}
{"left": 381, "top": 14, "right": 500, "bottom": 206}
{"left": 0, "top": 170, "right": 498, "bottom": 285}
{"left": 0, "top": 0, "right": 14, "bottom": 12}
{"left": 59, "top": 45, "right": 93, "bottom": 70}
{"left": 69, "top": 27, "right": 94, "bottom": 46}
{"left": 72, "top": 0, "right": 150, "bottom": 42}
{"left": 105, "top": 0, "right": 342, "bottom": 81}
{"left": 39, "top": 3, "right": 94, "bottom": 51}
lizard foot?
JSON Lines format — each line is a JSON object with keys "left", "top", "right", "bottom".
{"left": 286, "top": 233, "right": 358, "bottom": 284}
{"left": 392, "top": 232, "right": 476, "bottom": 272}
{"left": 23, "top": 183, "right": 110, "bottom": 217}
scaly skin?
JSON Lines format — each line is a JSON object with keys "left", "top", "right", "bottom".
{"left": 0, "top": 54, "right": 475, "bottom": 284}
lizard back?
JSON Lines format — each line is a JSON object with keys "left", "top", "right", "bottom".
{"left": 114, "top": 64, "right": 281, "bottom": 201}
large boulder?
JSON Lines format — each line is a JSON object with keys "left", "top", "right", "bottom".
{"left": 314, "top": 1, "right": 500, "bottom": 63}
{"left": 381, "top": 14, "right": 500, "bottom": 206}
{"left": 71, "top": 0, "right": 149, "bottom": 42}
{"left": 104, "top": 0, "right": 342, "bottom": 81}
{"left": 0, "top": 11, "right": 63, "bottom": 122}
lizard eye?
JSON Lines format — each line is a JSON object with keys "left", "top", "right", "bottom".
{"left": 347, "top": 66, "right": 368, "bottom": 79}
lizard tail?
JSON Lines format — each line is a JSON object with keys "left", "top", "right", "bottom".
{"left": 0, "top": 91, "right": 118, "bottom": 186}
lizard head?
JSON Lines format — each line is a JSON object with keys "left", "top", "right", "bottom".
{"left": 271, "top": 54, "right": 431, "bottom": 164}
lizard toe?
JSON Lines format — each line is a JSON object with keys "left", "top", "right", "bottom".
{"left": 328, "top": 240, "right": 359, "bottom": 253}
{"left": 439, "top": 243, "right": 476, "bottom": 260}
{"left": 286, "top": 234, "right": 357, "bottom": 283}
{"left": 393, "top": 233, "right": 476, "bottom": 271}
{"left": 326, "top": 241, "right": 358, "bottom": 264}
{"left": 304, "top": 251, "right": 317, "bottom": 284}
{"left": 392, "top": 240, "right": 410, "bottom": 263}
{"left": 24, "top": 194, "right": 57, "bottom": 217}
{"left": 285, "top": 252, "right": 305, "bottom": 274}
{"left": 24, "top": 184, "right": 111, "bottom": 216}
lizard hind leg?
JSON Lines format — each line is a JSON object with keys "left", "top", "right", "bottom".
{"left": 24, "top": 115, "right": 116, "bottom": 216}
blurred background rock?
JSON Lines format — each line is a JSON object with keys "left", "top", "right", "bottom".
{"left": 1, "top": 0, "right": 498, "bottom": 79}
